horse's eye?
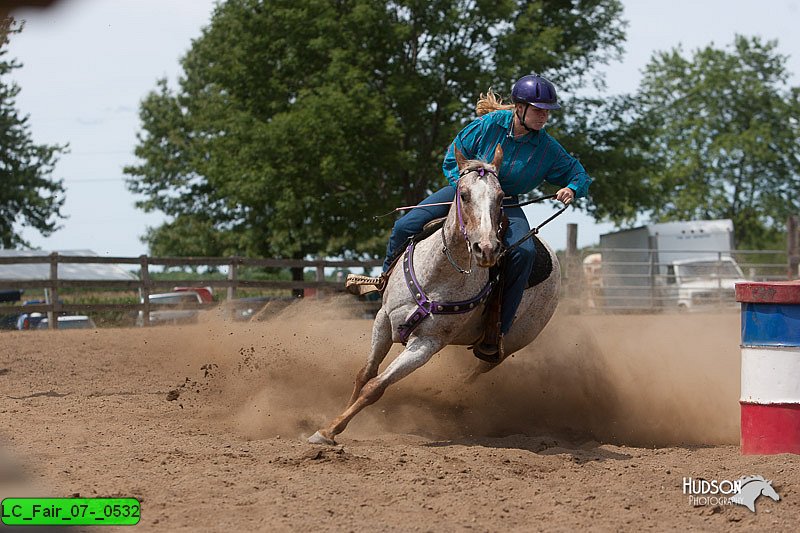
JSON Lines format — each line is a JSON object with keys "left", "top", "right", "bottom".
{"left": 460, "top": 191, "right": 470, "bottom": 203}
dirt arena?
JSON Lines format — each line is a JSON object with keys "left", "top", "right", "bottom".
{"left": 1, "top": 299, "right": 799, "bottom": 531}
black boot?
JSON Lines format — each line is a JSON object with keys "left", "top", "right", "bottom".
{"left": 472, "top": 334, "right": 504, "bottom": 364}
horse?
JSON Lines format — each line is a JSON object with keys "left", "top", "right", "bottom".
{"left": 731, "top": 475, "right": 780, "bottom": 512}
{"left": 308, "top": 144, "right": 561, "bottom": 445}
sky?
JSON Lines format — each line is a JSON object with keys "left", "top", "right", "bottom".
{"left": 6, "top": 0, "right": 800, "bottom": 257}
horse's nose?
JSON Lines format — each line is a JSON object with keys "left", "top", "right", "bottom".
{"left": 473, "top": 240, "right": 500, "bottom": 265}
{"left": 472, "top": 242, "right": 493, "bottom": 257}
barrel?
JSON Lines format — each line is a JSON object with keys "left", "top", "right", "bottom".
{"left": 736, "top": 281, "right": 800, "bottom": 454}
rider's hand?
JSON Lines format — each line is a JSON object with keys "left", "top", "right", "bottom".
{"left": 556, "top": 187, "right": 575, "bottom": 205}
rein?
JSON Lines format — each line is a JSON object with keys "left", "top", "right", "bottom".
{"left": 501, "top": 200, "right": 569, "bottom": 257}
{"left": 373, "top": 178, "right": 569, "bottom": 262}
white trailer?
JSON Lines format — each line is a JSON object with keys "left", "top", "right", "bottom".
{"left": 597, "top": 219, "right": 744, "bottom": 310}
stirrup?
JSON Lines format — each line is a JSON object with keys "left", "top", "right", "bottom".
{"left": 345, "top": 274, "right": 387, "bottom": 296}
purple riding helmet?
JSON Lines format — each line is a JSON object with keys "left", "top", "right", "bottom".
{"left": 510, "top": 74, "right": 561, "bottom": 110}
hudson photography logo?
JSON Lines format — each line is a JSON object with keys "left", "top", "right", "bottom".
{"left": 683, "top": 475, "right": 780, "bottom": 513}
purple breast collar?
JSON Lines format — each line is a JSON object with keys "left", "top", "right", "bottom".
{"left": 397, "top": 239, "right": 494, "bottom": 343}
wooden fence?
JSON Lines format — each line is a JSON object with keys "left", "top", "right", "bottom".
{"left": 4, "top": 216, "right": 798, "bottom": 327}
{"left": 0, "top": 253, "right": 382, "bottom": 329}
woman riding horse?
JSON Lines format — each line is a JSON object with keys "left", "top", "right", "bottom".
{"left": 312, "top": 148, "right": 516, "bottom": 445}
{"left": 352, "top": 74, "right": 594, "bottom": 358}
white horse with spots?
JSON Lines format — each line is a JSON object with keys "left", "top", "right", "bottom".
{"left": 309, "top": 145, "right": 560, "bottom": 445}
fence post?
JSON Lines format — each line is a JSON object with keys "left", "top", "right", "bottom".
{"left": 717, "top": 250, "right": 723, "bottom": 306}
{"left": 227, "top": 257, "right": 239, "bottom": 301}
{"left": 789, "top": 215, "right": 799, "bottom": 280}
{"left": 315, "top": 255, "right": 325, "bottom": 299}
{"left": 648, "top": 239, "right": 656, "bottom": 309}
{"left": 565, "top": 223, "right": 580, "bottom": 312}
{"left": 139, "top": 255, "right": 150, "bottom": 327}
{"left": 48, "top": 252, "right": 59, "bottom": 330}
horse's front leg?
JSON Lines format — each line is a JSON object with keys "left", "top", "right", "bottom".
{"left": 309, "top": 336, "right": 444, "bottom": 445}
{"left": 347, "top": 309, "right": 393, "bottom": 407}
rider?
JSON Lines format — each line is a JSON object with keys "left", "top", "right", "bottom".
{"left": 351, "top": 74, "right": 593, "bottom": 358}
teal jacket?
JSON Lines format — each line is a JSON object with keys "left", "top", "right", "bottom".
{"left": 443, "top": 109, "right": 593, "bottom": 198}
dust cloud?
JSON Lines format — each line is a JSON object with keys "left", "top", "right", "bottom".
{"left": 166, "top": 297, "right": 742, "bottom": 447}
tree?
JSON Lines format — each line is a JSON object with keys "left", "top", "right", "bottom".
{"left": 0, "top": 18, "right": 67, "bottom": 249}
{"left": 611, "top": 36, "right": 800, "bottom": 248}
{"left": 549, "top": 93, "right": 656, "bottom": 226}
{"left": 125, "top": 0, "right": 626, "bottom": 264}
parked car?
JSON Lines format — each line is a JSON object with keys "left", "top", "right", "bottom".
{"left": 137, "top": 291, "right": 206, "bottom": 326}
{"left": 172, "top": 286, "right": 214, "bottom": 303}
{"left": 0, "top": 313, "right": 31, "bottom": 330}
{"left": 11, "top": 299, "right": 62, "bottom": 329}
{"left": 0, "top": 291, "right": 39, "bottom": 330}
{"left": 35, "top": 314, "right": 97, "bottom": 329}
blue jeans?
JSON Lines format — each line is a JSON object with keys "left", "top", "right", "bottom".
{"left": 384, "top": 185, "right": 536, "bottom": 335}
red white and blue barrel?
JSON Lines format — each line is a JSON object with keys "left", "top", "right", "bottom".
{"left": 736, "top": 281, "right": 800, "bottom": 455}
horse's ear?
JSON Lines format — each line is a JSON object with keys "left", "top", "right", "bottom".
{"left": 491, "top": 144, "right": 503, "bottom": 169}
{"left": 454, "top": 147, "right": 468, "bottom": 170}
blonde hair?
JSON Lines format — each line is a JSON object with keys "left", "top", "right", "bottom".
{"left": 476, "top": 88, "right": 515, "bottom": 116}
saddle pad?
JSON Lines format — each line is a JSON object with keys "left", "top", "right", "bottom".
{"left": 527, "top": 235, "right": 554, "bottom": 288}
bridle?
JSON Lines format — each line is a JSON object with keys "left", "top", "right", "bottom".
{"left": 441, "top": 166, "right": 502, "bottom": 275}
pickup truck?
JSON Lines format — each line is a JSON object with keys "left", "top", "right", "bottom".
{"left": 661, "top": 256, "right": 745, "bottom": 309}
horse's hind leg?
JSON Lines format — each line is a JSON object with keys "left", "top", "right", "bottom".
{"left": 309, "top": 337, "right": 444, "bottom": 445}
{"left": 347, "top": 309, "right": 393, "bottom": 407}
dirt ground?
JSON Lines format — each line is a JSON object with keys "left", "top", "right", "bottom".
{"left": 1, "top": 298, "right": 799, "bottom": 532}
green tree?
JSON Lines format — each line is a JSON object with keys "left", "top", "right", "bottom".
{"left": 550, "top": 93, "right": 655, "bottom": 226}
{"left": 612, "top": 36, "right": 800, "bottom": 248}
{"left": 125, "top": 0, "right": 626, "bottom": 265}
{"left": 0, "top": 18, "right": 67, "bottom": 248}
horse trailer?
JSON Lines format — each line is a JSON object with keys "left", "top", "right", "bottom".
{"left": 596, "top": 219, "right": 744, "bottom": 310}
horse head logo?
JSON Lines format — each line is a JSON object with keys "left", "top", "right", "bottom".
{"left": 730, "top": 475, "right": 780, "bottom": 513}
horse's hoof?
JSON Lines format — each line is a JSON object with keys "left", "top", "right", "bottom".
{"left": 308, "top": 430, "right": 337, "bottom": 446}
